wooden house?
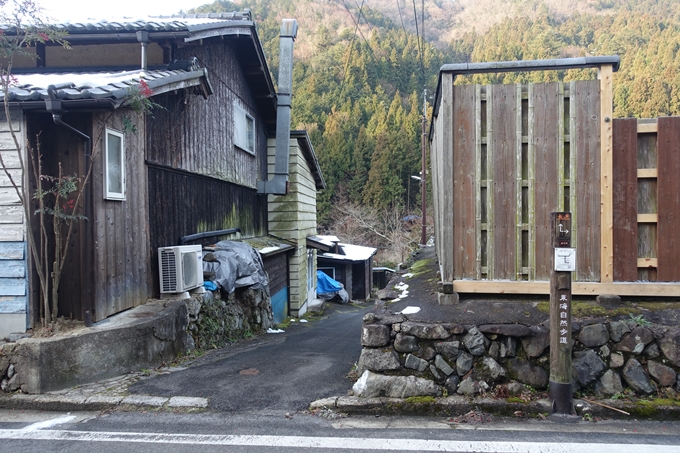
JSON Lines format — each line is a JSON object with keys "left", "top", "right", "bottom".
{"left": 428, "top": 56, "right": 680, "bottom": 300}
{"left": 0, "top": 13, "right": 317, "bottom": 337}
{"left": 267, "top": 131, "right": 326, "bottom": 318}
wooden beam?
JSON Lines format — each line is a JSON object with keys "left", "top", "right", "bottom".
{"left": 637, "top": 119, "right": 658, "bottom": 134}
{"left": 637, "top": 213, "right": 658, "bottom": 223}
{"left": 637, "top": 258, "right": 657, "bottom": 268}
{"left": 453, "top": 280, "right": 680, "bottom": 297}
{"left": 599, "top": 65, "right": 614, "bottom": 283}
{"left": 637, "top": 168, "right": 657, "bottom": 178}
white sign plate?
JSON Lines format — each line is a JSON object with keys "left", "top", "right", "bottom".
{"left": 554, "top": 248, "right": 576, "bottom": 272}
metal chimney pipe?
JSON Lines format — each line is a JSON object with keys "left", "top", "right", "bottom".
{"left": 257, "top": 19, "right": 298, "bottom": 195}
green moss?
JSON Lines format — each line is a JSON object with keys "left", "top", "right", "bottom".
{"left": 636, "top": 302, "right": 680, "bottom": 311}
{"left": 404, "top": 396, "right": 436, "bottom": 404}
{"left": 506, "top": 397, "right": 526, "bottom": 404}
{"left": 535, "top": 301, "right": 644, "bottom": 318}
{"left": 639, "top": 398, "right": 680, "bottom": 407}
{"left": 409, "top": 259, "right": 432, "bottom": 276}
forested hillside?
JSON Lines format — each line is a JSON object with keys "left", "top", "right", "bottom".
{"left": 189, "top": 0, "right": 680, "bottom": 263}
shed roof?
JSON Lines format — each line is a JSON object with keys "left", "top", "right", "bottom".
{"left": 320, "top": 243, "right": 377, "bottom": 262}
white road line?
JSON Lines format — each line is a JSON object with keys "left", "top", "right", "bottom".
{"left": 0, "top": 429, "right": 677, "bottom": 452}
{"left": 21, "top": 415, "right": 76, "bottom": 432}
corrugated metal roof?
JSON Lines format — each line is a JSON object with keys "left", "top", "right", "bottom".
{"left": 0, "top": 67, "right": 210, "bottom": 103}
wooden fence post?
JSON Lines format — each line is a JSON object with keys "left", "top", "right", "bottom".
{"left": 548, "top": 212, "right": 580, "bottom": 422}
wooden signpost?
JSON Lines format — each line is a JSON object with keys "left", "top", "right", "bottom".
{"left": 548, "top": 212, "right": 580, "bottom": 422}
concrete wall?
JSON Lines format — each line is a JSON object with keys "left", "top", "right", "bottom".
{"left": 1, "top": 300, "right": 188, "bottom": 394}
{"left": 0, "top": 109, "right": 27, "bottom": 338}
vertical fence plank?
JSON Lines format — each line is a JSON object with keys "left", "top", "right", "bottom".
{"left": 573, "top": 80, "right": 601, "bottom": 281}
{"left": 453, "top": 84, "right": 478, "bottom": 279}
{"left": 612, "top": 118, "right": 638, "bottom": 282}
{"left": 532, "top": 83, "right": 560, "bottom": 280}
{"left": 486, "top": 86, "right": 494, "bottom": 280}
{"left": 599, "top": 65, "right": 615, "bottom": 283}
{"left": 440, "top": 73, "right": 455, "bottom": 283}
{"left": 475, "top": 84, "right": 483, "bottom": 279}
{"left": 657, "top": 117, "right": 680, "bottom": 281}
{"left": 491, "top": 84, "right": 518, "bottom": 280}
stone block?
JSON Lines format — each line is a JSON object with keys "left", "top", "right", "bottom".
{"left": 615, "top": 326, "right": 654, "bottom": 354}
{"left": 434, "top": 355, "right": 455, "bottom": 376}
{"left": 506, "top": 358, "right": 548, "bottom": 389}
{"left": 659, "top": 328, "right": 680, "bottom": 367}
{"left": 357, "top": 348, "right": 401, "bottom": 374}
{"left": 609, "top": 320, "right": 632, "bottom": 342}
{"left": 622, "top": 358, "right": 655, "bottom": 395}
{"left": 610, "top": 352, "right": 624, "bottom": 368}
{"left": 521, "top": 326, "right": 550, "bottom": 358}
{"left": 361, "top": 324, "right": 391, "bottom": 347}
{"left": 401, "top": 322, "right": 451, "bottom": 340}
{"left": 456, "top": 351, "right": 473, "bottom": 376}
{"left": 394, "top": 334, "right": 419, "bottom": 353}
{"left": 404, "top": 354, "right": 428, "bottom": 372}
{"left": 573, "top": 349, "right": 606, "bottom": 386}
{"left": 463, "top": 327, "right": 488, "bottom": 356}
{"left": 595, "top": 370, "right": 624, "bottom": 396}
{"left": 434, "top": 340, "right": 460, "bottom": 361}
{"left": 578, "top": 323, "right": 610, "bottom": 348}
{"left": 478, "top": 324, "right": 531, "bottom": 337}
{"left": 647, "top": 360, "right": 677, "bottom": 387}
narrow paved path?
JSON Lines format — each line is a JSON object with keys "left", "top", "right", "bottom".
{"left": 128, "top": 302, "right": 369, "bottom": 412}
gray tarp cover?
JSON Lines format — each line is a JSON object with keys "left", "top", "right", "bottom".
{"left": 203, "top": 241, "right": 269, "bottom": 294}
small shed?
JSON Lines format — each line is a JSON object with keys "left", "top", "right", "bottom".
{"left": 317, "top": 240, "right": 377, "bottom": 300}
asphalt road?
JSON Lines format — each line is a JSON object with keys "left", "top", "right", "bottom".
{"left": 1, "top": 410, "right": 679, "bottom": 452}
{"left": 127, "top": 301, "right": 370, "bottom": 412}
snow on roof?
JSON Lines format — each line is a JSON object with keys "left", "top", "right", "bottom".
{"left": 321, "top": 243, "right": 377, "bottom": 262}
{"left": 316, "top": 235, "right": 340, "bottom": 243}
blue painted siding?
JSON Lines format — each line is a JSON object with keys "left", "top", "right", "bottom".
{"left": 0, "top": 241, "right": 27, "bottom": 314}
{"left": 271, "top": 287, "right": 288, "bottom": 324}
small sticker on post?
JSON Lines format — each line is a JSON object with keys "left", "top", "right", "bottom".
{"left": 554, "top": 247, "right": 576, "bottom": 272}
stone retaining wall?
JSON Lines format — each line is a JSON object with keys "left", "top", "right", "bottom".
{"left": 184, "top": 287, "right": 274, "bottom": 350}
{"left": 356, "top": 307, "right": 680, "bottom": 398}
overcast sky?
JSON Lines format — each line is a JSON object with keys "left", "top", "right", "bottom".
{"left": 43, "top": 0, "right": 213, "bottom": 22}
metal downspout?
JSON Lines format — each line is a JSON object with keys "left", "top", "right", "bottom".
{"left": 45, "top": 86, "right": 94, "bottom": 326}
{"left": 257, "top": 19, "right": 298, "bottom": 195}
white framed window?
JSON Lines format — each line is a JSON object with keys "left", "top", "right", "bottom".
{"left": 233, "top": 102, "right": 255, "bottom": 154}
{"left": 104, "top": 128, "right": 125, "bottom": 200}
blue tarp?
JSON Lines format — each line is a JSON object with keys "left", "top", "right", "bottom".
{"left": 317, "top": 270, "right": 343, "bottom": 294}
{"left": 316, "top": 270, "right": 349, "bottom": 303}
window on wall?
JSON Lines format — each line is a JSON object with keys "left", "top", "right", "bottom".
{"left": 104, "top": 128, "right": 125, "bottom": 200}
{"left": 233, "top": 102, "right": 255, "bottom": 154}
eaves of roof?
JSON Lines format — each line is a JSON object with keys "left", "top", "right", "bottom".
{"left": 291, "top": 130, "right": 326, "bottom": 191}
{"left": 0, "top": 13, "right": 277, "bottom": 125}
{"left": 0, "top": 68, "right": 212, "bottom": 109}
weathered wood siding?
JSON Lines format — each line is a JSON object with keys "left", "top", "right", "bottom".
{"left": 267, "top": 138, "right": 319, "bottom": 313}
{"left": 147, "top": 41, "right": 266, "bottom": 187}
{"left": 0, "top": 108, "right": 27, "bottom": 334}
{"left": 90, "top": 111, "right": 152, "bottom": 321}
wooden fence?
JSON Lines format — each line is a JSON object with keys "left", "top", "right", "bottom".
{"left": 430, "top": 58, "right": 680, "bottom": 297}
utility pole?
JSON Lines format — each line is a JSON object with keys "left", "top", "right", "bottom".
{"left": 420, "top": 89, "right": 427, "bottom": 246}
{"left": 548, "top": 212, "right": 579, "bottom": 422}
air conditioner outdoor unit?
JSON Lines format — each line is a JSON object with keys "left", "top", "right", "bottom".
{"left": 158, "top": 244, "right": 203, "bottom": 294}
